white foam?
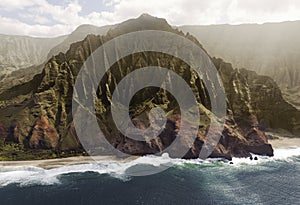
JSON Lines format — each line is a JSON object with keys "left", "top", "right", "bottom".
{"left": 231, "top": 147, "right": 300, "bottom": 165}
{"left": 0, "top": 154, "right": 176, "bottom": 187}
{"left": 273, "top": 147, "right": 300, "bottom": 160}
{"left": 0, "top": 147, "right": 299, "bottom": 187}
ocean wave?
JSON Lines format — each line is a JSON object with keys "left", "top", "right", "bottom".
{"left": 231, "top": 146, "right": 300, "bottom": 165}
{"left": 0, "top": 147, "right": 299, "bottom": 187}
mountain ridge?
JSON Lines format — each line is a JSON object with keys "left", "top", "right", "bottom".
{"left": 0, "top": 34, "right": 66, "bottom": 76}
{"left": 0, "top": 15, "right": 298, "bottom": 160}
{"left": 179, "top": 22, "right": 300, "bottom": 109}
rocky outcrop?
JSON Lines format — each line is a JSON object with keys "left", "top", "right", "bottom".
{"left": 2, "top": 14, "right": 297, "bottom": 160}
{"left": 184, "top": 117, "right": 274, "bottom": 160}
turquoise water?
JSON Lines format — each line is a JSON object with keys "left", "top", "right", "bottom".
{"left": 0, "top": 148, "right": 299, "bottom": 205}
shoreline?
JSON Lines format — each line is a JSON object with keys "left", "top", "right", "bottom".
{"left": 0, "top": 137, "right": 299, "bottom": 169}
{"left": 0, "top": 155, "right": 138, "bottom": 169}
{"left": 268, "top": 136, "right": 300, "bottom": 149}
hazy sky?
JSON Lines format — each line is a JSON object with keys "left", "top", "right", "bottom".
{"left": 1, "top": 0, "right": 300, "bottom": 37}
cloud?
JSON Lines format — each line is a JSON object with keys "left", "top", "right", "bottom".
{"left": 1, "top": 0, "right": 300, "bottom": 37}
{"left": 0, "top": 16, "right": 74, "bottom": 37}
{"left": 19, "top": 13, "right": 51, "bottom": 24}
{"left": 0, "top": 0, "right": 46, "bottom": 10}
{"left": 107, "top": 0, "right": 300, "bottom": 25}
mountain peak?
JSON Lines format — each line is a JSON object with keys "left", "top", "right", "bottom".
{"left": 106, "top": 14, "right": 172, "bottom": 37}
{"left": 138, "top": 13, "right": 156, "bottom": 19}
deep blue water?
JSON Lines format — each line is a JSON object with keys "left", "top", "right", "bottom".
{"left": 0, "top": 151, "right": 299, "bottom": 205}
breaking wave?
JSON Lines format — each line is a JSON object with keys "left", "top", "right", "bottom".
{"left": 0, "top": 147, "right": 299, "bottom": 187}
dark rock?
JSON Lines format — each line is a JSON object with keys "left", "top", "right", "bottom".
{"left": 245, "top": 144, "right": 274, "bottom": 157}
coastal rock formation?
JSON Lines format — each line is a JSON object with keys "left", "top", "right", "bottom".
{"left": 1, "top": 14, "right": 298, "bottom": 160}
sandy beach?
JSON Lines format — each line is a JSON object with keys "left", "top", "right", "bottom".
{"left": 269, "top": 136, "right": 300, "bottom": 149}
{"left": 0, "top": 155, "right": 138, "bottom": 169}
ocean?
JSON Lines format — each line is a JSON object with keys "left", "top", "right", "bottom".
{"left": 0, "top": 147, "right": 299, "bottom": 205}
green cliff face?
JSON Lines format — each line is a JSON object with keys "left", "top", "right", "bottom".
{"left": 215, "top": 59, "right": 300, "bottom": 135}
{"left": 0, "top": 15, "right": 298, "bottom": 160}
